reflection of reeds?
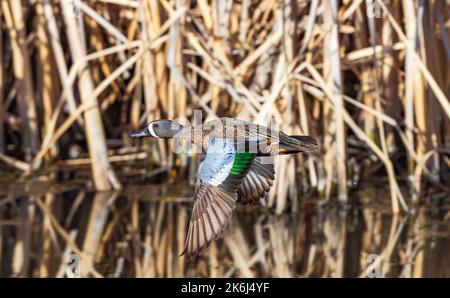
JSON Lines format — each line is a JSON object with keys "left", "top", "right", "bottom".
{"left": 1, "top": 187, "right": 448, "bottom": 277}
{"left": 0, "top": 2, "right": 449, "bottom": 212}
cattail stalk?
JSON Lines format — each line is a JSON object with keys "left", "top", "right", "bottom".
{"left": 60, "top": 0, "right": 119, "bottom": 191}
{"left": 323, "top": 0, "right": 347, "bottom": 202}
{"left": 3, "top": 0, "right": 40, "bottom": 159}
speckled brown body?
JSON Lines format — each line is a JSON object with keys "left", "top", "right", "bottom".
{"left": 177, "top": 118, "right": 319, "bottom": 155}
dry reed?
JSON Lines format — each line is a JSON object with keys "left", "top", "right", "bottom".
{"left": 0, "top": 1, "right": 449, "bottom": 214}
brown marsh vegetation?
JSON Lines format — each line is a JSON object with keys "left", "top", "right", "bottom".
{"left": 0, "top": 0, "right": 449, "bottom": 277}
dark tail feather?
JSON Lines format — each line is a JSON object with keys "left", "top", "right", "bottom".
{"left": 279, "top": 135, "right": 320, "bottom": 154}
{"left": 290, "top": 135, "right": 319, "bottom": 150}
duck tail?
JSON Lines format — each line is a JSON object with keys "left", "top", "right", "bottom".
{"left": 278, "top": 135, "right": 320, "bottom": 154}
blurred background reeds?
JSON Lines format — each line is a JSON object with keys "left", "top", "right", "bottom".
{"left": 0, "top": 0, "right": 449, "bottom": 277}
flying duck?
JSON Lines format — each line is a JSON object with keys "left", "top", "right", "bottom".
{"left": 129, "top": 118, "right": 319, "bottom": 258}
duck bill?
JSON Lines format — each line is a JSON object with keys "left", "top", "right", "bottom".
{"left": 128, "top": 127, "right": 150, "bottom": 138}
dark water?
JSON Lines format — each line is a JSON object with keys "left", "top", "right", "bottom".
{"left": 0, "top": 172, "right": 449, "bottom": 277}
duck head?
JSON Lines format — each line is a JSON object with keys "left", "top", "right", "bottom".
{"left": 129, "top": 119, "right": 184, "bottom": 139}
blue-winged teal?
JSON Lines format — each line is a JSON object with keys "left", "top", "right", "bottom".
{"left": 129, "top": 118, "right": 319, "bottom": 257}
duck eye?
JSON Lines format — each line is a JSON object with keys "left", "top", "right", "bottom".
{"left": 153, "top": 123, "right": 159, "bottom": 128}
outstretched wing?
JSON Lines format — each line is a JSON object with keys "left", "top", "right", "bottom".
{"left": 238, "top": 156, "right": 275, "bottom": 204}
{"left": 181, "top": 138, "right": 255, "bottom": 258}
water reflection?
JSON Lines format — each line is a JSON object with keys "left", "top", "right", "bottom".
{"left": 0, "top": 183, "right": 449, "bottom": 277}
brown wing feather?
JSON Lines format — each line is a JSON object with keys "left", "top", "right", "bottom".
{"left": 182, "top": 147, "right": 258, "bottom": 258}
{"left": 238, "top": 157, "right": 275, "bottom": 204}
{"left": 181, "top": 183, "right": 238, "bottom": 258}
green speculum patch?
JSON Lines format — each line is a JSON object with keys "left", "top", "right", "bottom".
{"left": 230, "top": 152, "right": 254, "bottom": 175}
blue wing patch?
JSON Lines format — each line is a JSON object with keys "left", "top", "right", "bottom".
{"left": 199, "top": 138, "right": 236, "bottom": 186}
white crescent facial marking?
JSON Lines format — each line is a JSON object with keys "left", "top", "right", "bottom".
{"left": 148, "top": 122, "right": 158, "bottom": 138}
